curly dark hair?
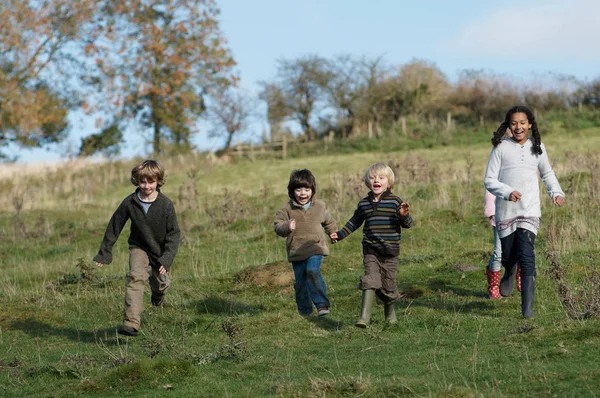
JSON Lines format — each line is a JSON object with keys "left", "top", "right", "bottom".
{"left": 491, "top": 105, "right": 542, "bottom": 155}
{"left": 287, "top": 169, "right": 316, "bottom": 199}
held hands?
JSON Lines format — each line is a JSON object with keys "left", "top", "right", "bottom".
{"left": 399, "top": 202, "right": 410, "bottom": 216}
{"left": 509, "top": 191, "right": 522, "bottom": 202}
{"left": 95, "top": 262, "right": 103, "bottom": 268}
{"left": 330, "top": 232, "right": 338, "bottom": 243}
{"left": 289, "top": 219, "right": 296, "bottom": 231}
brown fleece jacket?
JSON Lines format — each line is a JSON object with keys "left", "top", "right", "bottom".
{"left": 273, "top": 198, "right": 337, "bottom": 262}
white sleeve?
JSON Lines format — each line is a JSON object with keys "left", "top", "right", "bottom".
{"left": 484, "top": 146, "right": 514, "bottom": 200}
{"left": 538, "top": 144, "right": 565, "bottom": 199}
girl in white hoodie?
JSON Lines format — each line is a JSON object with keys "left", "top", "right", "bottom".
{"left": 484, "top": 105, "right": 565, "bottom": 318}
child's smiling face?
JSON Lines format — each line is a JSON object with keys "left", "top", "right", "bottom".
{"left": 294, "top": 187, "right": 312, "bottom": 205}
{"left": 509, "top": 112, "right": 531, "bottom": 145}
{"left": 139, "top": 179, "right": 158, "bottom": 198}
{"left": 369, "top": 173, "right": 389, "bottom": 198}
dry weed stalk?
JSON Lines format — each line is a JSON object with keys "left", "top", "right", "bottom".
{"left": 546, "top": 224, "right": 600, "bottom": 320}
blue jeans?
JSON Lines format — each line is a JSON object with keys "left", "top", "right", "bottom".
{"left": 500, "top": 228, "right": 536, "bottom": 277}
{"left": 291, "top": 255, "right": 330, "bottom": 315}
{"left": 488, "top": 226, "right": 503, "bottom": 272}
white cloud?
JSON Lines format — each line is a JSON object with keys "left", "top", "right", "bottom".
{"left": 443, "top": 0, "right": 600, "bottom": 61}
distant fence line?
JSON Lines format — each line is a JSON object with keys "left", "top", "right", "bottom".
{"left": 230, "top": 131, "right": 335, "bottom": 160}
{"left": 228, "top": 111, "right": 487, "bottom": 160}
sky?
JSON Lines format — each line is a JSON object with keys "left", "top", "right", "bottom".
{"left": 8, "top": 0, "right": 600, "bottom": 164}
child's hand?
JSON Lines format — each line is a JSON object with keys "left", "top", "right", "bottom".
{"left": 95, "top": 262, "right": 104, "bottom": 268}
{"left": 509, "top": 191, "right": 522, "bottom": 202}
{"left": 330, "top": 232, "right": 338, "bottom": 243}
{"left": 399, "top": 202, "right": 410, "bottom": 216}
{"left": 159, "top": 265, "right": 167, "bottom": 275}
{"left": 289, "top": 219, "right": 296, "bottom": 231}
{"left": 553, "top": 196, "right": 565, "bottom": 206}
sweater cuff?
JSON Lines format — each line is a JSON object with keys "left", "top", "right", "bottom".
{"left": 93, "top": 253, "right": 111, "bottom": 265}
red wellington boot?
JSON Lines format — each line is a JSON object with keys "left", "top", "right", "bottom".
{"left": 516, "top": 263, "right": 522, "bottom": 293}
{"left": 486, "top": 270, "right": 502, "bottom": 299}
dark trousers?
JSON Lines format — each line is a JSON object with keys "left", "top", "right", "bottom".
{"left": 500, "top": 228, "right": 536, "bottom": 277}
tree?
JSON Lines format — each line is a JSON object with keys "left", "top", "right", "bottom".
{"left": 79, "top": 123, "right": 122, "bottom": 156}
{"left": 207, "top": 88, "right": 254, "bottom": 153}
{"left": 318, "top": 55, "right": 366, "bottom": 138}
{"left": 575, "top": 78, "right": 600, "bottom": 108}
{"left": 263, "top": 55, "right": 326, "bottom": 141}
{"left": 0, "top": 0, "right": 94, "bottom": 159}
{"left": 450, "top": 70, "right": 519, "bottom": 124}
{"left": 396, "top": 59, "right": 450, "bottom": 117}
{"left": 258, "top": 83, "right": 287, "bottom": 142}
{"left": 354, "top": 56, "right": 389, "bottom": 136}
{"left": 86, "top": 0, "right": 236, "bottom": 156}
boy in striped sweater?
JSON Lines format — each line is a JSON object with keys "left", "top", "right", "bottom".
{"left": 330, "top": 163, "right": 413, "bottom": 327}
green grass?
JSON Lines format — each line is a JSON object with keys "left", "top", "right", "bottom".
{"left": 1, "top": 126, "right": 600, "bottom": 397}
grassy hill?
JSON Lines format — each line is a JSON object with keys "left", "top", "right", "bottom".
{"left": 1, "top": 127, "right": 600, "bottom": 397}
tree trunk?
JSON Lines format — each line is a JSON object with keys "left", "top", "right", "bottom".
{"left": 224, "top": 131, "right": 234, "bottom": 153}
{"left": 153, "top": 121, "right": 161, "bottom": 156}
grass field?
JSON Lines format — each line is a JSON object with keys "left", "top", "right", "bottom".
{"left": 1, "top": 127, "right": 600, "bottom": 397}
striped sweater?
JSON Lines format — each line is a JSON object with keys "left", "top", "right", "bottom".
{"left": 336, "top": 190, "right": 413, "bottom": 257}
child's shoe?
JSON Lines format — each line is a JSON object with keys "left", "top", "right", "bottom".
{"left": 151, "top": 293, "right": 165, "bottom": 307}
{"left": 317, "top": 307, "right": 330, "bottom": 317}
{"left": 118, "top": 325, "right": 138, "bottom": 337}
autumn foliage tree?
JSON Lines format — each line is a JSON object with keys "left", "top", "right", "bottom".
{"left": 85, "top": 0, "right": 237, "bottom": 156}
{"left": 207, "top": 88, "right": 254, "bottom": 153}
{"left": 0, "top": 0, "right": 93, "bottom": 159}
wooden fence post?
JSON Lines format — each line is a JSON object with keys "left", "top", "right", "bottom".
{"left": 282, "top": 136, "right": 287, "bottom": 159}
{"left": 446, "top": 111, "right": 452, "bottom": 132}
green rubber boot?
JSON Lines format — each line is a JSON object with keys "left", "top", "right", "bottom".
{"left": 355, "top": 289, "right": 375, "bottom": 328}
{"left": 384, "top": 302, "right": 397, "bottom": 324}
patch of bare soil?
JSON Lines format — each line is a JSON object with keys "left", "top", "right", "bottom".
{"left": 234, "top": 261, "right": 294, "bottom": 289}
{"left": 452, "top": 263, "right": 482, "bottom": 273}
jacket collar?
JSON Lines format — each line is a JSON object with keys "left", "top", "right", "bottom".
{"left": 368, "top": 189, "right": 392, "bottom": 202}
{"left": 289, "top": 198, "right": 313, "bottom": 208}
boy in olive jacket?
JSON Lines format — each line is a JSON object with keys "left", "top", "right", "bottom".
{"left": 94, "top": 160, "right": 180, "bottom": 336}
{"left": 274, "top": 169, "right": 337, "bottom": 317}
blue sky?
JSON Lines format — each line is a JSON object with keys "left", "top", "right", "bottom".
{"left": 9, "top": 0, "right": 600, "bottom": 164}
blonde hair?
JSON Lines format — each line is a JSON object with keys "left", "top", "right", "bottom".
{"left": 363, "top": 162, "right": 395, "bottom": 190}
{"left": 130, "top": 159, "right": 165, "bottom": 187}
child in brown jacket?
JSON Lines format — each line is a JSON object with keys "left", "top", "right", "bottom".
{"left": 274, "top": 169, "right": 337, "bottom": 317}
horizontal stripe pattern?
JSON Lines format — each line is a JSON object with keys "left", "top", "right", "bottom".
{"left": 337, "top": 190, "right": 413, "bottom": 257}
